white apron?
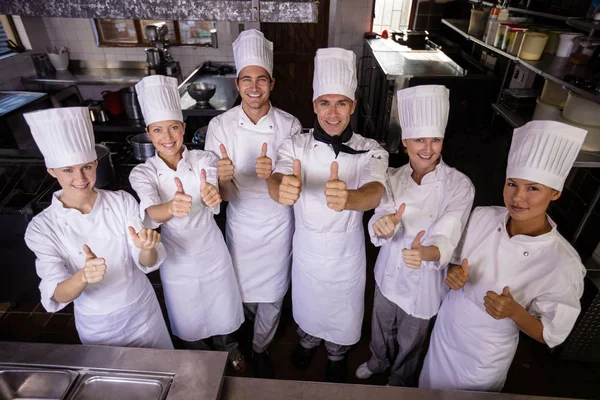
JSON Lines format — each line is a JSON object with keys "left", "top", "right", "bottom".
{"left": 130, "top": 149, "right": 244, "bottom": 342}
{"left": 25, "top": 190, "right": 173, "bottom": 350}
{"left": 419, "top": 207, "right": 585, "bottom": 392}
{"left": 292, "top": 227, "right": 366, "bottom": 345}
{"left": 222, "top": 109, "right": 294, "bottom": 303}
{"left": 285, "top": 134, "right": 386, "bottom": 346}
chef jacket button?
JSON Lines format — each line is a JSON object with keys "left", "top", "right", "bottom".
{"left": 240, "top": 122, "right": 244, "bottom": 126}
{"left": 524, "top": 251, "right": 529, "bottom": 257}
{"left": 269, "top": 125, "right": 273, "bottom": 129}
{"left": 497, "top": 228, "right": 501, "bottom": 232}
{"left": 189, "top": 168, "right": 192, "bottom": 171}
{"left": 159, "top": 173, "right": 162, "bottom": 177}
{"left": 314, "top": 144, "right": 318, "bottom": 147}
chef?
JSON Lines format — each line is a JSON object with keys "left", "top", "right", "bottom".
{"left": 24, "top": 107, "right": 172, "bottom": 349}
{"left": 268, "top": 47, "right": 389, "bottom": 383}
{"left": 355, "top": 85, "right": 475, "bottom": 386}
{"left": 419, "top": 120, "right": 587, "bottom": 391}
{"left": 129, "top": 75, "right": 244, "bottom": 369}
{"left": 204, "top": 29, "right": 301, "bottom": 378}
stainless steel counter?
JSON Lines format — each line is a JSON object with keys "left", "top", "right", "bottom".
{"left": 365, "top": 39, "right": 464, "bottom": 79}
{"left": 22, "top": 69, "right": 147, "bottom": 86}
{"left": 221, "top": 377, "right": 574, "bottom": 400}
{"left": 0, "top": 341, "right": 227, "bottom": 400}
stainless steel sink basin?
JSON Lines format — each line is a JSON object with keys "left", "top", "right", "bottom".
{"left": 0, "top": 367, "right": 77, "bottom": 400}
{"left": 66, "top": 371, "right": 172, "bottom": 400}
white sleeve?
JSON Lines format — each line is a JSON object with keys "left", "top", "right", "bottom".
{"left": 358, "top": 145, "right": 389, "bottom": 188}
{"left": 128, "top": 165, "right": 162, "bottom": 229}
{"left": 528, "top": 260, "right": 585, "bottom": 348}
{"left": 24, "top": 220, "right": 73, "bottom": 313}
{"left": 422, "top": 176, "right": 475, "bottom": 271}
{"left": 204, "top": 117, "right": 224, "bottom": 159}
{"left": 122, "top": 191, "right": 166, "bottom": 274}
{"left": 290, "top": 117, "right": 302, "bottom": 136}
{"left": 367, "top": 168, "right": 402, "bottom": 247}
{"left": 273, "top": 136, "right": 296, "bottom": 176}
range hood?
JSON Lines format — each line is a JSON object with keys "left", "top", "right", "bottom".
{"left": 0, "top": 0, "right": 318, "bottom": 23}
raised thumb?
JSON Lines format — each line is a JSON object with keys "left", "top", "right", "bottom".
{"left": 329, "top": 161, "right": 339, "bottom": 180}
{"left": 220, "top": 144, "right": 229, "bottom": 159}
{"left": 392, "top": 203, "right": 406, "bottom": 224}
{"left": 411, "top": 230, "right": 425, "bottom": 249}
{"left": 200, "top": 169, "right": 207, "bottom": 189}
{"left": 174, "top": 177, "right": 185, "bottom": 194}
{"left": 293, "top": 159, "right": 301, "bottom": 178}
{"left": 461, "top": 258, "right": 469, "bottom": 276}
{"left": 83, "top": 244, "right": 96, "bottom": 260}
{"left": 502, "top": 286, "right": 511, "bottom": 296}
{"left": 260, "top": 142, "right": 268, "bottom": 157}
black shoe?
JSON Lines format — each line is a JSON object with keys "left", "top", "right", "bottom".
{"left": 325, "top": 358, "right": 348, "bottom": 383}
{"left": 291, "top": 344, "right": 316, "bottom": 371}
{"left": 253, "top": 350, "right": 274, "bottom": 379}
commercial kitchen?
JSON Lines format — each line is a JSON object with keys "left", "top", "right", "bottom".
{"left": 0, "top": 0, "right": 600, "bottom": 399}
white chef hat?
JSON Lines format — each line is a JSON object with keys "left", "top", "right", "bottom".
{"left": 507, "top": 120, "right": 587, "bottom": 191}
{"left": 135, "top": 75, "right": 183, "bottom": 127}
{"left": 312, "top": 48, "right": 357, "bottom": 101}
{"left": 233, "top": 29, "right": 273, "bottom": 77}
{"left": 397, "top": 85, "right": 450, "bottom": 139}
{"left": 24, "top": 107, "right": 96, "bottom": 168}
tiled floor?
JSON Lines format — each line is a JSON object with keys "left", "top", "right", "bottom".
{"left": 1, "top": 130, "right": 600, "bottom": 398}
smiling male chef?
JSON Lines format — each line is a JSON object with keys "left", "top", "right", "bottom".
{"left": 267, "top": 47, "right": 389, "bottom": 383}
{"left": 204, "top": 29, "right": 301, "bottom": 379}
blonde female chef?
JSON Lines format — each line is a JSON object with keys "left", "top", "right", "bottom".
{"left": 130, "top": 75, "right": 244, "bottom": 368}
{"left": 355, "top": 85, "right": 475, "bottom": 386}
{"left": 420, "top": 120, "right": 587, "bottom": 391}
{"left": 24, "top": 107, "right": 172, "bottom": 349}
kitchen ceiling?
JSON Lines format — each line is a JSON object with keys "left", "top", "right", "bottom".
{"left": 0, "top": 0, "right": 318, "bottom": 23}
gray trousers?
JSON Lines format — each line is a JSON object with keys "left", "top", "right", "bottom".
{"left": 367, "top": 286, "right": 432, "bottom": 387}
{"left": 297, "top": 327, "right": 351, "bottom": 361}
{"left": 182, "top": 334, "right": 239, "bottom": 356}
{"left": 244, "top": 297, "right": 284, "bottom": 353}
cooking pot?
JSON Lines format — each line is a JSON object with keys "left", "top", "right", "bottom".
{"left": 101, "top": 90, "right": 122, "bottom": 116}
{"left": 94, "top": 144, "right": 115, "bottom": 188}
{"left": 128, "top": 133, "right": 156, "bottom": 161}
{"left": 120, "top": 87, "right": 144, "bottom": 121}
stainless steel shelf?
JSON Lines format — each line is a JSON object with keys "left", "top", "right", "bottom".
{"left": 441, "top": 18, "right": 469, "bottom": 39}
{"left": 574, "top": 151, "right": 600, "bottom": 168}
{"left": 442, "top": 19, "right": 600, "bottom": 105}
{"left": 491, "top": 103, "right": 529, "bottom": 128}
{"left": 507, "top": 7, "right": 570, "bottom": 21}
{"left": 567, "top": 17, "right": 600, "bottom": 33}
{"left": 469, "top": 0, "right": 495, "bottom": 7}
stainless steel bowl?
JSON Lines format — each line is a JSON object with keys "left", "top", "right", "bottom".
{"left": 187, "top": 82, "right": 216, "bottom": 104}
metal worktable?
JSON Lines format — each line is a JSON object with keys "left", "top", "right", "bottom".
{"left": 221, "top": 377, "right": 575, "bottom": 400}
{"left": 366, "top": 39, "right": 464, "bottom": 80}
{"left": 0, "top": 341, "right": 227, "bottom": 400}
{"left": 21, "top": 60, "right": 149, "bottom": 87}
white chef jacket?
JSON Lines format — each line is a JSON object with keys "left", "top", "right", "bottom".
{"left": 205, "top": 105, "right": 301, "bottom": 303}
{"left": 273, "top": 130, "right": 389, "bottom": 345}
{"left": 369, "top": 159, "right": 474, "bottom": 319}
{"left": 24, "top": 189, "right": 172, "bottom": 349}
{"left": 129, "top": 146, "right": 244, "bottom": 341}
{"left": 420, "top": 206, "right": 586, "bottom": 391}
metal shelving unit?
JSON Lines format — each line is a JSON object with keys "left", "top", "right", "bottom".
{"left": 491, "top": 103, "right": 529, "bottom": 128}
{"left": 507, "top": 7, "right": 570, "bottom": 21}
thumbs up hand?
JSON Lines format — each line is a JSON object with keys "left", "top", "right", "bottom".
{"left": 128, "top": 226, "right": 161, "bottom": 250}
{"left": 402, "top": 230, "right": 426, "bottom": 269}
{"left": 373, "top": 203, "right": 405, "bottom": 239}
{"left": 200, "top": 168, "right": 222, "bottom": 208}
{"left": 80, "top": 245, "right": 106, "bottom": 284}
{"left": 279, "top": 159, "right": 303, "bottom": 206}
{"left": 217, "top": 144, "right": 235, "bottom": 182}
{"left": 169, "top": 177, "right": 193, "bottom": 217}
{"left": 446, "top": 258, "right": 469, "bottom": 290}
{"left": 325, "top": 161, "right": 348, "bottom": 212}
{"left": 256, "top": 142, "right": 273, "bottom": 180}
{"left": 484, "top": 286, "right": 518, "bottom": 320}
